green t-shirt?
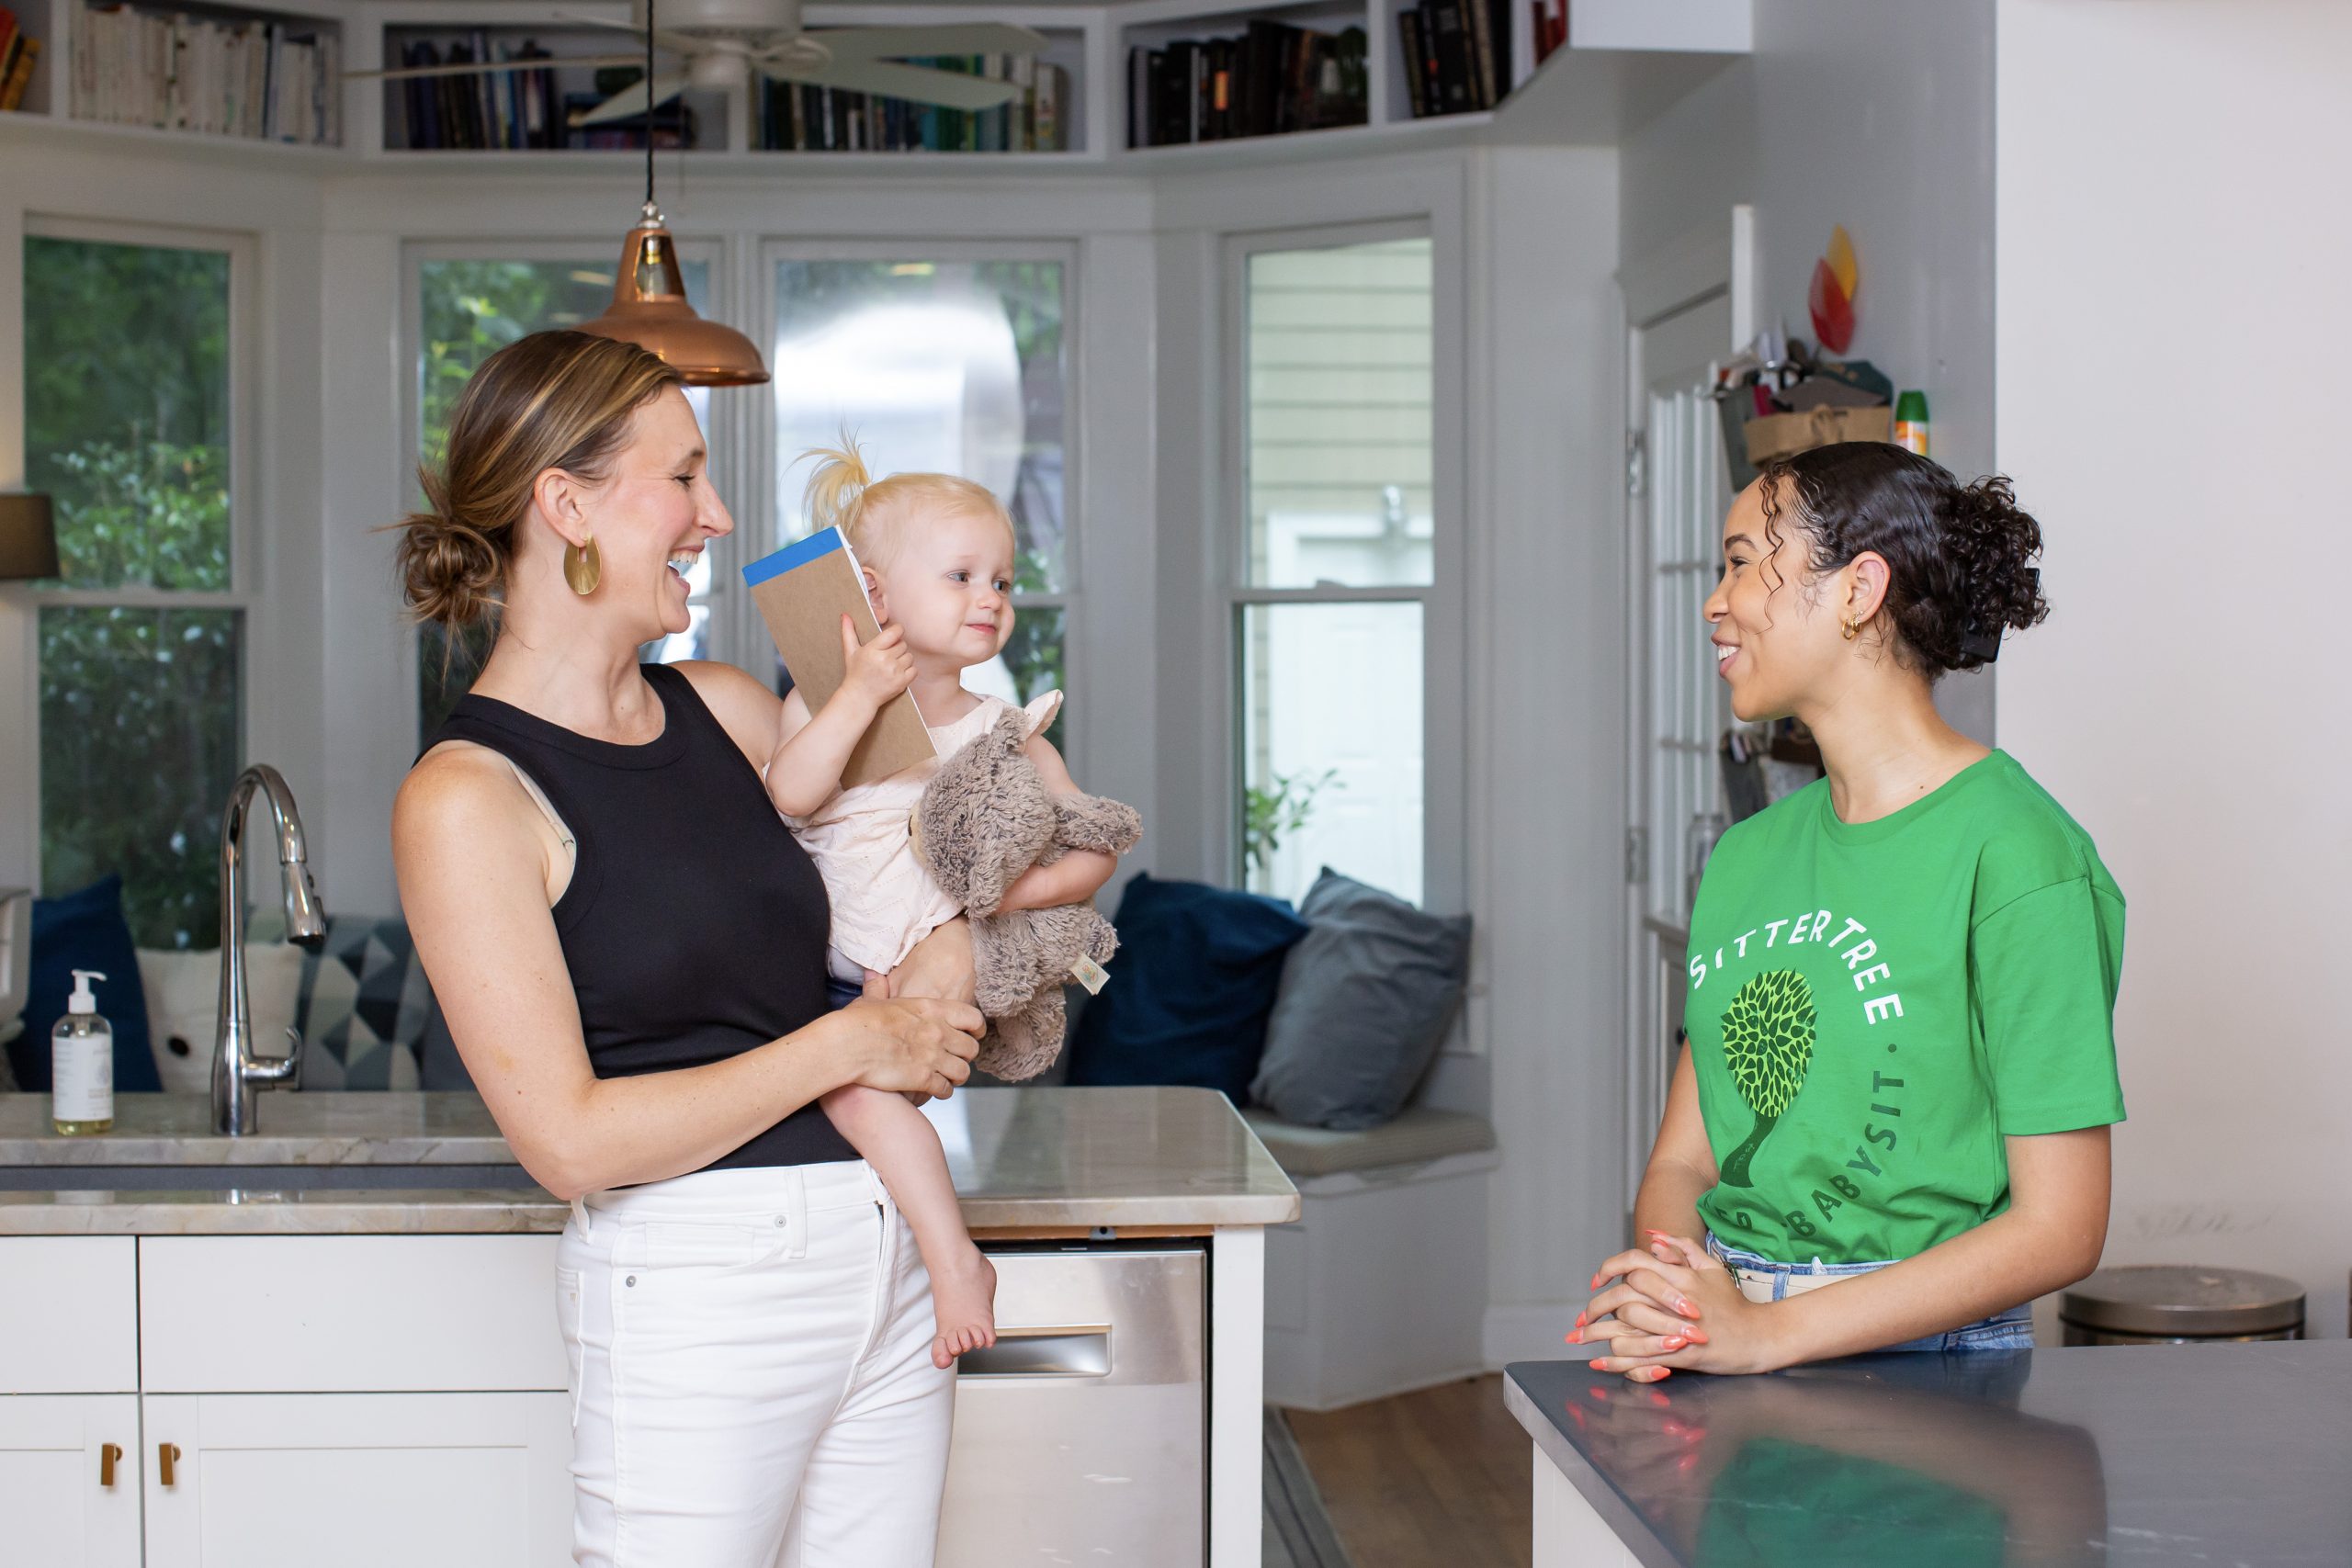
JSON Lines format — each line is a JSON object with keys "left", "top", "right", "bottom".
{"left": 1686, "top": 750, "right": 2125, "bottom": 1264}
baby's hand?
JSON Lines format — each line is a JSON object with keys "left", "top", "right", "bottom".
{"left": 840, "top": 615, "right": 915, "bottom": 710}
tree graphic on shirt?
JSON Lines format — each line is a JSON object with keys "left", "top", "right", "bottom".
{"left": 1718, "top": 969, "right": 1816, "bottom": 1189}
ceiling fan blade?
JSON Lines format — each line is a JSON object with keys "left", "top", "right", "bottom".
{"left": 763, "top": 56, "right": 1023, "bottom": 111}
{"left": 810, "top": 24, "right": 1049, "bottom": 62}
{"left": 346, "top": 53, "right": 645, "bottom": 82}
{"left": 574, "top": 72, "right": 693, "bottom": 125}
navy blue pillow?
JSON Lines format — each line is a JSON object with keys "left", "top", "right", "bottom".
{"left": 1065, "top": 874, "right": 1310, "bottom": 1103}
{"left": 10, "top": 874, "right": 161, "bottom": 1094}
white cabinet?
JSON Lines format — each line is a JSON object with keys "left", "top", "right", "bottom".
{"left": 140, "top": 1393, "right": 573, "bottom": 1568}
{"left": 0, "top": 1393, "right": 143, "bottom": 1566}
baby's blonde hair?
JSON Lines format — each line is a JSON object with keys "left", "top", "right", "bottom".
{"left": 799, "top": 434, "right": 1016, "bottom": 572}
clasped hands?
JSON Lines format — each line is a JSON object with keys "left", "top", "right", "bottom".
{"left": 1571, "top": 1232, "right": 1785, "bottom": 1382}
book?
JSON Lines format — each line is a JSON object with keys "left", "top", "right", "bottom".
{"left": 743, "top": 529, "right": 937, "bottom": 789}
{"left": 1, "top": 34, "right": 39, "bottom": 112}
{"left": 1125, "top": 19, "right": 1366, "bottom": 147}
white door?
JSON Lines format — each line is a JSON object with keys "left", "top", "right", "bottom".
{"left": 141, "top": 1393, "right": 572, "bottom": 1568}
{"left": 1623, "top": 288, "right": 1735, "bottom": 1203}
{"left": 0, "top": 1393, "right": 143, "bottom": 1566}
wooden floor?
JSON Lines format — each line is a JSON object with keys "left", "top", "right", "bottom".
{"left": 1284, "top": 1374, "right": 1532, "bottom": 1568}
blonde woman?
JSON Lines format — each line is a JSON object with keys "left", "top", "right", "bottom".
{"left": 391, "top": 330, "right": 982, "bottom": 1566}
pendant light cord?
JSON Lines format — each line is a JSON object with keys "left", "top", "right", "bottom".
{"left": 643, "top": 0, "right": 657, "bottom": 209}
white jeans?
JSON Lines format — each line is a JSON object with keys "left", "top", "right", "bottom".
{"left": 556, "top": 1159, "right": 956, "bottom": 1567}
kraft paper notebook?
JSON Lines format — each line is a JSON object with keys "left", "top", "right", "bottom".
{"left": 742, "top": 528, "right": 936, "bottom": 789}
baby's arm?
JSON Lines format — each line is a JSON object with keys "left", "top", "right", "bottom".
{"left": 765, "top": 615, "right": 914, "bottom": 818}
{"left": 997, "top": 730, "right": 1120, "bottom": 914}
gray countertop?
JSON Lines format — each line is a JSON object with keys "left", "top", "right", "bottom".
{"left": 0, "top": 1086, "right": 1300, "bottom": 1235}
{"left": 1506, "top": 1343, "right": 2352, "bottom": 1566}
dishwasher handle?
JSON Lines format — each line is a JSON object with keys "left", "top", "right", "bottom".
{"left": 956, "top": 1325, "right": 1110, "bottom": 1379}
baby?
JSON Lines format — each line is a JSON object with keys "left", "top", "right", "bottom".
{"left": 765, "top": 440, "right": 1121, "bottom": 1369}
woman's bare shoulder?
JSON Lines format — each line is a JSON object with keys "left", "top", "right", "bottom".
{"left": 395, "top": 740, "right": 536, "bottom": 842}
{"left": 672, "top": 660, "right": 785, "bottom": 763}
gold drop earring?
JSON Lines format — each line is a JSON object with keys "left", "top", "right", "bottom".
{"left": 564, "top": 536, "right": 602, "bottom": 596}
{"left": 1841, "top": 612, "right": 1862, "bottom": 640}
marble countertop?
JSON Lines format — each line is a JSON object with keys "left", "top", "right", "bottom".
{"left": 0, "top": 1086, "right": 1299, "bottom": 1235}
{"left": 0, "top": 1091, "right": 508, "bottom": 1166}
{"left": 1506, "top": 1343, "right": 2352, "bottom": 1566}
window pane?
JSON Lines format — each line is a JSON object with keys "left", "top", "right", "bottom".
{"left": 1239, "top": 602, "right": 1421, "bottom": 906}
{"left": 40, "top": 607, "right": 243, "bottom": 950}
{"left": 24, "top": 236, "right": 232, "bottom": 591}
{"left": 1245, "top": 238, "right": 1432, "bottom": 590}
{"left": 772, "top": 260, "right": 1067, "bottom": 593}
{"left": 986, "top": 604, "right": 1066, "bottom": 751}
{"left": 414, "top": 258, "right": 714, "bottom": 741}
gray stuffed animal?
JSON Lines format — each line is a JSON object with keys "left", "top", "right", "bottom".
{"left": 912, "top": 707, "right": 1142, "bottom": 1081}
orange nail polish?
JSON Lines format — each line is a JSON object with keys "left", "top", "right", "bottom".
{"left": 1663, "top": 1337, "right": 1687, "bottom": 1350}
{"left": 1566, "top": 1328, "right": 1582, "bottom": 1344}
{"left": 1575, "top": 1312, "right": 1588, "bottom": 1328}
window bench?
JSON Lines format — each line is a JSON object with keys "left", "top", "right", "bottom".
{"left": 1246, "top": 1106, "right": 1498, "bottom": 1412}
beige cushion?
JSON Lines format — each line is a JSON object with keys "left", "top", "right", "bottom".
{"left": 1243, "top": 1105, "right": 1496, "bottom": 1179}
{"left": 137, "top": 945, "right": 306, "bottom": 1096}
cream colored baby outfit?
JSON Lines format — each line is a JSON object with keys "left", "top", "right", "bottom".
{"left": 789, "top": 688, "right": 1064, "bottom": 987}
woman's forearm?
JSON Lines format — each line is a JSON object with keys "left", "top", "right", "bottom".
{"left": 998, "top": 850, "right": 1117, "bottom": 914}
{"left": 1762, "top": 1205, "right": 2097, "bottom": 1367}
{"left": 1632, "top": 1155, "right": 1713, "bottom": 1246}
{"left": 528, "top": 1024, "right": 858, "bottom": 1199}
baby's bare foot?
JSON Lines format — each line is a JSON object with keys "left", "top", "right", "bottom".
{"left": 930, "top": 1244, "right": 998, "bottom": 1370}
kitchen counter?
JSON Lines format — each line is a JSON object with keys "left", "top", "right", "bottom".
{"left": 0, "top": 1085, "right": 1300, "bottom": 1235}
{"left": 3, "top": 1085, "right": 1295, "bottom": 1566}
{"left": 1505, "top": 1342, "right": 2352, "bottom": 1566}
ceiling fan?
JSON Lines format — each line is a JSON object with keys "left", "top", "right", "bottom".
{"left": 348, "top": 0, "right": 1046, "bottom": 122}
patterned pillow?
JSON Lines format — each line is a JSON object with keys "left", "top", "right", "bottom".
{"left": 293, "top": 915, "right": 430, "bottom": 1090}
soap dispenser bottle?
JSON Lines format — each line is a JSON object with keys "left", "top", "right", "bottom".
{"left": 51, "top": 968, "right": 114, "bottom": 1135}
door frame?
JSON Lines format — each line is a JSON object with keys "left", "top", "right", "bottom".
{"left": 1616, "top": 206, "right": 1753, "bottom": 1214}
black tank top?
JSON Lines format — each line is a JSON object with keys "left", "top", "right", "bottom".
{"left": 426, "top": 661, "right": 855, "bottom": 1172}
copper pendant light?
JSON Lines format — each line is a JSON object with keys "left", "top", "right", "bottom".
{"left": 578, "top": 0, "right": 770, "bottom": 387}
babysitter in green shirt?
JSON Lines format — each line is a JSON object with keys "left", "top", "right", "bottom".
{"left": 1578, "top": 443, "right": 2125, "bottom": 1382}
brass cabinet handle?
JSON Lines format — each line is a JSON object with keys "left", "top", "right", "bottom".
{"left": 99, "top": 1443, "right": 122, "bottom": 1488}
{"left": 158, "top": 1443, "right": 181, "bottom": 1487}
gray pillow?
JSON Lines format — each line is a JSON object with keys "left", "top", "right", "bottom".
{"left": 1249, "top": 869, "right": 1472, "bottom": 1130}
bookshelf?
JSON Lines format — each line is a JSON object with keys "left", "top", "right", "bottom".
{"left": 380, "top": 21, "right": 727, "bottom": 152}
{"left": 64, "top": 0, "right": 344, "bottom": 144}
{"left": 0, "top": 0, "right": 1747, "bottom": 170}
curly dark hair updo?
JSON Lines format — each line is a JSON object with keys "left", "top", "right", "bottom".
{"left": 1756, "top": 442, "right": 2052, "bottom": 678}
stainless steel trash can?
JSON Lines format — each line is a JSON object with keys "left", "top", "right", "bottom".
{"left": 2059, "top": 1265, "right": 2304, "bottom": 1345}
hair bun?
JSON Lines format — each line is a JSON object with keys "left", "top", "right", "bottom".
{"left": 395, "top": 479, "right": 505, "bottom": 632}
{"left": 1939, "top": 474, "right": 2051, "bottom": 671}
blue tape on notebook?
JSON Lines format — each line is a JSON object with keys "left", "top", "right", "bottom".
{"left": 741, "top": 527, "right": 844, "bottom": 588}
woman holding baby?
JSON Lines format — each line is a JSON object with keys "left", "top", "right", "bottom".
{"left": 391, "top": 331, "right": 1116, "bottom": 1566}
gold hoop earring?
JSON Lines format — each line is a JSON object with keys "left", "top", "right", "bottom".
{"left": 563, "top": 536, "right": 602, "bottom": 596}
{"left": 1841, "top": 615, "right": 1861, "bottom": 641}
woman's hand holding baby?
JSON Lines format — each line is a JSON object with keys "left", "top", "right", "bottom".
{"left": 841, "top": 615, "right": 915, "bottom": 711}
{"left": 824, "top": 983, "right": 983, "bottom": 1102}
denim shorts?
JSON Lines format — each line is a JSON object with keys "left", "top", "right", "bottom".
{"left": 1705, "top": 1233, "right": 2035, "bottom": 1352}
{"left": 825, "top": 977, "right": 865, "bottom": 1012}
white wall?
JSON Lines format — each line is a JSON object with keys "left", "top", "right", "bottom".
{"left": 1996, "top": 0, "right": 2352, "bottom": 1337}
{"left": 1475, "top": 144, "right": 1626, "bottom": 1363}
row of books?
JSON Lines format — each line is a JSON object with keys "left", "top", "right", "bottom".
{"left": 1396, "top": 0, "right": 1515, "bottom": 118}
{"left": 70, "top": 2, "right": 339, "bottom": 142}
{"left": 383, "top": 36, "right": 629, "bottom": 152}
{"left": 1126, "top": 20, "right": 1367, "bottom": 148}
{"left": 756, "top": 59, "right": 1070, "bottom": 153}
{"left": 0, "top": 7, "right": 42, "bottom": 111}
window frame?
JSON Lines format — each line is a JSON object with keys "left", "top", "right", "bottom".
{"left": 22, "top": 215, "right": 261, "bottom": 910}
{"left": 757, "top": 237, "right": 1083, "bottom": 768}
{"left": 1216, "top": 218, "right": 1466, "bottom": 911}
{"left": 398, "top": 236, "right": 749, "bottom": 736}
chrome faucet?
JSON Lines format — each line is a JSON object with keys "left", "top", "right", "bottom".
{"left": 212, "top": 764, "right": 327, "bottom": 1135}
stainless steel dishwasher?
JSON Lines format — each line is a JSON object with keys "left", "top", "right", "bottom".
{"left": 938, "top": 1241, "right": 1206, "bottom": 1565}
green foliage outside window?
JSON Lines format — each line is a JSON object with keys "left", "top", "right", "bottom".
{"left": 26, "top": 235, "right": 241, "bottom": 948}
